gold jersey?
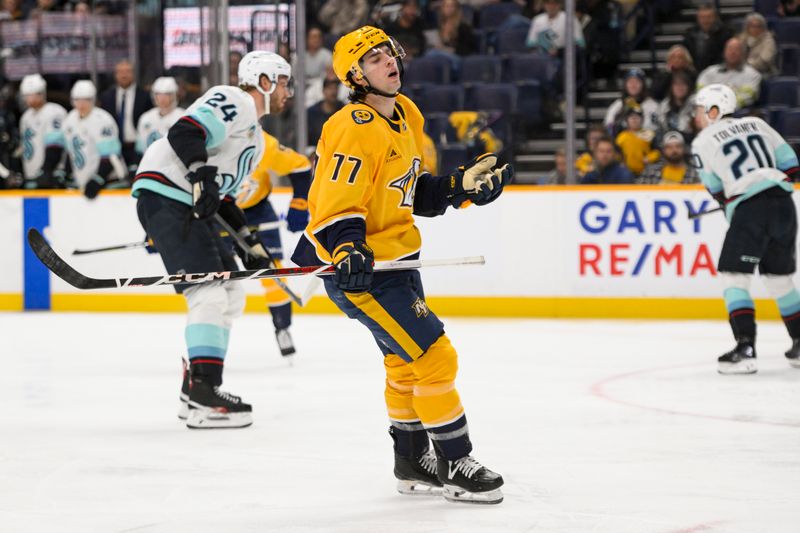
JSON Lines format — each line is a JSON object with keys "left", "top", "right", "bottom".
{"left": 236, "top": 130, "right": 311, "bottom": 209}
{"left": 298, "top": 93, "right": 426, "bottom": 264}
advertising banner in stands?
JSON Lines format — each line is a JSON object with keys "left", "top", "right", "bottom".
{"left": 0, "top": 14, "right": 128, "bottom": 79}
{"left": 163, "top": 4, "right": 295, "bottom": 69}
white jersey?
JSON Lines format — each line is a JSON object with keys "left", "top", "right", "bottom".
{"left": 19, "top": 102, "right": 67, "bottom": 179}
{"left": 135, "top": 106, "right": 184, "bottom": 154}
{"left": 63, "top": 107, "right": 122, "bottom": 187}
{"left": 133, "top": 85, "right": 263, "bottom": 206}
{"left": 691, "top": 116, "right": 799, "bottom": 218}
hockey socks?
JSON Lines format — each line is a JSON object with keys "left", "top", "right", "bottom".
{"left": 724, "top": 287, "right": 756, "bottom": 340}
{"left": 776, "top": 289, "right": 800, "bottom": 339}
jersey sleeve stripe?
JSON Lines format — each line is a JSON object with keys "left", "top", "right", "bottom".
{"left": 190, "top": 108, "right": 227, "bottom": 150}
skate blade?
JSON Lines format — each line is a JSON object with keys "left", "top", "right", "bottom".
{"left": 718, "top": 360, "right": 757, "bottom": 374}
{"left": 787, "top": 358, "right": 800, "bottom": 369}
{"left": 396, "top": 479, "right": 443, "bottom": 496}
{"left": 186, "top": 408, "right": 253, "bottom": 429}
{"left": 442, "top": 484, "right": 503, "bottom": 505}
{"left": 177, "top": 398, "right": 189, "bottom": 421}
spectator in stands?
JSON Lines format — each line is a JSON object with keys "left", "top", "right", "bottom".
{"left": 229, "top": 51, "right": 242, "bottom": 86}
{"left": 306, "top": 26, "right": 334, "bottom": 85}
{"left": 307, "top": 78, "right": 344, "bottom": 149}
{"left": 683, "top": 3, "right": 732, "bottom": 71}
{"left": 738, "top": 13, "right": 778, "bottom": 78}
{"left": 541, "top": 147, "right": 567, "bottom": 184}
{"left": 636, "top": 130, "right": 699, "bottom": 184}
{"left": 580, "top": 0, "right": 623, "bottom": 85}
{"left": 604, "top": 68, "right": 658, "bottom": 136}
{"left": 654, "top": 70, "right": 694, "bottom": 141}
{"left": 318, "top": 0, "right": 369, "bottom": 37}
{"left": 29, "top": 0, "right": 62, "bottom": 17}
{"left": 526, "top": 0, "right": 585, "bottom": 56}
{"left": 696, "top": 37, "right": 762, "bottom": 108}
{"left": 0, "top": 0, "right": 25, "bottom": 20}
{"left": 72, "top": 1, "right": 90, "bottom": 14}
{"left": 651, "top": 45, "right": 696, "bottom": 101}
{"left": 580, "top": 136, "right": 634, "bottom": 184}
{"left": 615, "top": 107, "right": 659, "bottom": 177}
{"left": 576, "top": 124, "right": 606, "bottom": 177}
{"left": 383, "top": 0, "right": 427, "bottom": 60}
{"left": 778, "top": 0, "right": 800, "bottom": 17}
{"left": 99, "top": 59, "right": 153, "bottom": 168}
{"left": 425, "top": 0, "right": 477, "bottom": 56}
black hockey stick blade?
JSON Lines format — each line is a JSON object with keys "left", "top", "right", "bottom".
{"left": 28, "top": 228, "right": 117, "bottom": 289}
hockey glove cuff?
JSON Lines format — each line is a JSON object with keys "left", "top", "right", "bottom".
{"left": 188, "top": 164, "right": 220, "bottom": 220}
{"left": 333, "top": 240, "right": 374, "bottom": 293}
{"left": 237, "top": 232, "right": 273, "bottom": 270}
{"left": 287, "top": 198, "right": 309, "bottom": 232}
{"left": 83, "top": 175, "right": 105, "bottom": 199}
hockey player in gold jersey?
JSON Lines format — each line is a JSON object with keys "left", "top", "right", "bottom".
{"left": 237, "top": 107, "right": 311, "bottom": 357}
{"left": 292, "top": 26, "right": 512, "bottom": 504}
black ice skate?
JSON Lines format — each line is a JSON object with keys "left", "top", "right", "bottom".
{"left": 785, "top": 338, "right": 800, "bottom": 368}
{"left": 394, "top": 448, "right": 442, "bottom": 496}
{"left": 275, "top": 328, "right": 296, "bottom": 357}
{"left": 437, "top": 455, "right": 504, "bottom": 504}
{"left": 718, "top": 338, "right": 757, "bottom": 375}
{"left": 186, "top": 362, "right": 252, "bottom": 429}
{"left": 178, "top": 358, "right": 190, "bottom": 420}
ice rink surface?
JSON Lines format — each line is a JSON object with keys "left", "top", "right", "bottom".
{"left": 2, "top": 312, "right": 799, "bottom": 533}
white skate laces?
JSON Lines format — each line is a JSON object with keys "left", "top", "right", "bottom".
{"left": 213, "top": 387, "right": 241, "bottom": 404}
{"left": 419, "top": 450, "right": 437, "bottom": 476}
{"left": 451, "top": 456, "right": 482, "bottom": 479}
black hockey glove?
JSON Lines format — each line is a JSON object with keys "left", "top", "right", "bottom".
{"left": 237, "top": 232, "right": 273, "bottom": 270}
{"left": 472, "top": 163, "right": 513, "bottom": 206}
{"left": 188, "top": 165, "right": 220, "bottom": 220}
{"left": 83, "top": 175, "right": 104, "bottom": 200}
{"left": 446, "top": 153, "right": 505, "bottom": 208}
{"left": 332, "top": 240, "right": 374, "bottom": 293}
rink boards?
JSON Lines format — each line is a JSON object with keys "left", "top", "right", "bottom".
{"left": 1, "top": 185, "right": 797, "bottom": 319}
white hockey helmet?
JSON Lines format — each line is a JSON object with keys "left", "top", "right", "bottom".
{"left": 237, "top": 51, "right": 292, "bottom": 114}
{"left": 152, "top": 76, "right": 178, "bottom": 94}
{"left": 20, "top": 74, "right": 46, "bottom": 96}
{"left": 695, "top": 83, "right": 736, "bottom": 122}
{"left": 71, "top": 79, "right": 97, "bottom": 100}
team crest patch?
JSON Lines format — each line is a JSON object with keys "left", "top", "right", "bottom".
{"left": 412, "top": 297, "right": 430, "bottom": 318}
{"left": 352, "top": 109, "right": 374, "bottom": 124}
{"left": 386, "top": 147, "right": 401, "bottom": 162}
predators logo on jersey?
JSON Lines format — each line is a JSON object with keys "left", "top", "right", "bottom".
{"left": 295, "top": 93, "right": 429, "bottom": 264}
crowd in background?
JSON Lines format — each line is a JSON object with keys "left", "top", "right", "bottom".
{"left": 0, "top": 0, "right": 798, "bottom": 189}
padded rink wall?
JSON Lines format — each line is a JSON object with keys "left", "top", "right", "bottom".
{"left": 1, "top": 186, "right": 797, "bottom": 319}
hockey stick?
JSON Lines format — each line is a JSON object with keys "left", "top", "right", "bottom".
{"left": 27, "top": 228, "right": 485, "bottom": 290}
{"left": 687, "top": 206, "right": 723, "bottom": 220}
{"left": 213, "top": 213, "right": 304, "bottom": 307}
{"left": 71, "top": 221, "right": 286, "bottom": 255}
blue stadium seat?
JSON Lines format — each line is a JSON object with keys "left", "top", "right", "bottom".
{"left": 423, "top": 112, "right": 452, "bottom": 145}
{"left": 495, "top": 27, "right": 529, "bottom": 55}
{"left": 438, "top": 144, "right": 469, "bottom": 173}
{"left": 763, "top": 77, "right": 800, "bottom": 107}
{"left": 777, "top": 109, "right": 800, "bottom": 137}
{"left": 755, "top": 0, "right": 781, "bottom": 16}
{"left": 516, "top": 80, "right": 542, "bottom": 122}
{"left": 775, "top": 20, "right": 800, "bottom": 45}
{"left": 506, "top": 53, "right": 556, "bottom": 83}
{"left": 417, "top": 84, "right": 465, "bottom": 114}
{"left": 460, "top": 55, "right": 503, "bottom": 85}
{"left": 780, "top": 45, "right": 800, "bottom": 76}
{"left": 478, "top": 2, "right": 521, "bottom": 29}
{"left": 466, "top": 83, "right": 518, "bottom": 113}
{"left": 403, "top": 55, "right": 453, "bottom": 87}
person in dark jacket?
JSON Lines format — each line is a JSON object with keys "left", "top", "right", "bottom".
{"left": 581, "top": 137, "right": 634, "bottom": 184}
{"left": 683, "top": 3, "right": 733, "bottom": 71}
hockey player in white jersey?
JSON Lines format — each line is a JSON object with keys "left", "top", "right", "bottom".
{"left": 691, "top": 83, "right": 800, "bottom": 374}
{"left": 63, "top": 80, "right": 125, "bottom": 199}
{"left": 132, "top": 51, "right": 290, "bottom": 429}
{"left": 135, "top": 76, "right": 184, "bottom": 155}
{"left": 18, "top": 74, "right": 67, "bottom": 189}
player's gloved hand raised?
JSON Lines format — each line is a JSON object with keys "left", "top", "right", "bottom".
{"left": 83, "top": 175, "right": 104, "bottom": 200}
{"left": 237, "top": 232, "right": 273, "bottom": 270}
{"left": 446, "top": 153, "right": 510, "bottom": 208}
{"left": 333, "top": 240, "right": 374, "bottom": 293}
{"left": 286, "top": 198, "right": 309, "bottom": 232}
{"left": 188, "top": 165, "right": 220, "bottom": 219}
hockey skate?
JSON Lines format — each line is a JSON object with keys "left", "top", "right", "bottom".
{"left": 394, "top": 448, "right": 443, "bottom": 496}
{"left": 785, "top": 339, "right": 800, "bottom": 368}
{"left": 178, "top": 358, "right": 190, "bottom": 420}
{"left": 275, "top": 328, "right": 296, "bottom": 357}
{"left": 718, "top": 338, "right": 757, "bottom": 374}
{"left": 437, "top": 455, "right": 504, "bottom": 504}
{"left": 185, "top": 361, "right": 252, "bottom": 429}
